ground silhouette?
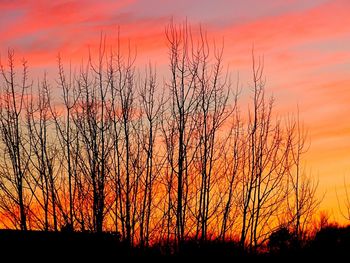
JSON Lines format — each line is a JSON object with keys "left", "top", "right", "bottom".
{"left": 0, "top": 225, "right": 349, "bottom": 260}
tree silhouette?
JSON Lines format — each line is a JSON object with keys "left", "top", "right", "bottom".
{"left": 0, "top": 23, "right": 325, "bottom": 257}
{"left": 0, "top": 51, "right": 30, "bottom": 230}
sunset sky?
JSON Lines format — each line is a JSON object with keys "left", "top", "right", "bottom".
{"left": 0, "top": 0, "right": 349, "bottom": 221}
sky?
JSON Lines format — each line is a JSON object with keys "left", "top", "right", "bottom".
{"left": 0, "top": 0, "right": 349, "bottom": 222}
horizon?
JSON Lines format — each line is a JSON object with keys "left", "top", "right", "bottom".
{"left": 0, "top": 0, "right": 349, "bottom": 233}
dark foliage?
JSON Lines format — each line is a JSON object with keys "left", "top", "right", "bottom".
{"left": 310, "top": 225, "right": 350, "bottom": 256}
{"left": 268, "top": 227, "right": 297, "bottom": 254}
{"left": 0, "top": 230, "right": 125, "bottom": 260}
{"left": 1, "top": 226, "right": 349, "bottom": 260}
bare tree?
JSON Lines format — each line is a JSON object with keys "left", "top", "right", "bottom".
{"left": 73, "top": 47, "right": 112, "bottom": 232}
{"left": 105, "top": 36, "right": 138, "bottom": 244}
{"left": 51, "top": 56, "right": 80, "bottom": 229}
{"left": 164, "top": 21, "right": 203, "bottom": 248}
{"left": 220, "top": 93, "right": 241, "bottom": 240}
{"left": 0, "top": 50, "right": 31, "bottom": 230}
{"left": 160, "top": 104, "right": 177, "bottom": 246}
{"left": 138, "top": 65, "right": 163, "bottom": 247}
{"left": 337, "top": 178, "right": 350, "bottom": 222}
{"left": 239, "top": 52, "right": 291, "bottom": 251}
{"left": 193, "top": 31, "right": 231, "bottom": 242}
{"left": 285, "top": 112, "right": 319, "bottom": 242}
{"left": 25, "top": 74, "right": 58, "bottom": 231}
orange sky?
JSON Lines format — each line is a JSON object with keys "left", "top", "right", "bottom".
{"left": 0, "top": 0, "right": 349, "bottom": 222}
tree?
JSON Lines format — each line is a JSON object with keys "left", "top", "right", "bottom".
{"left": 51, "top": 55, "right": 80, "bottom": 229}
{"left": 25, "top": 74, "right": 58, "bottom": 231}
{"left": 164, "top": 21, "right": 204, "bottom": 248}
{"left": 138, "top": 65, "right": 163, "bottom": 247}
{"left": 193, "top": 31, "right": 230, "bottom": 242}
{"left": 105, "top": 36, "right": 138, "bottom": 244}
{"left": 336, "top": 178, "right": 350, "bottom": 222}
{"left": 285, "top": 111, "right": 319, "bottom": 242}
{"left": 0, "top": 51, "right": 30, "bottom": 230}
{"left": 220, "top": 92, "right": 241, "bottom": 240}
{"left": 72, "top": 37, "right": 114, "bottom": 233}
{"left": 239, "top": 52, "right": 291, "bottom": 251}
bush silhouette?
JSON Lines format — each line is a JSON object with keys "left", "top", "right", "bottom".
{"left": 312, "top": 225, "right": 350, "bottom": 255}
{"left": 268, "top": 227, "right": 295, "bottom": 254}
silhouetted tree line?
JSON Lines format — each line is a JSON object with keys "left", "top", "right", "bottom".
{"left": 0, "top": 22, "right": 319, "bottom": 253}
{"left": 0, "top": 224, "right": 348, "bottom": 259}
